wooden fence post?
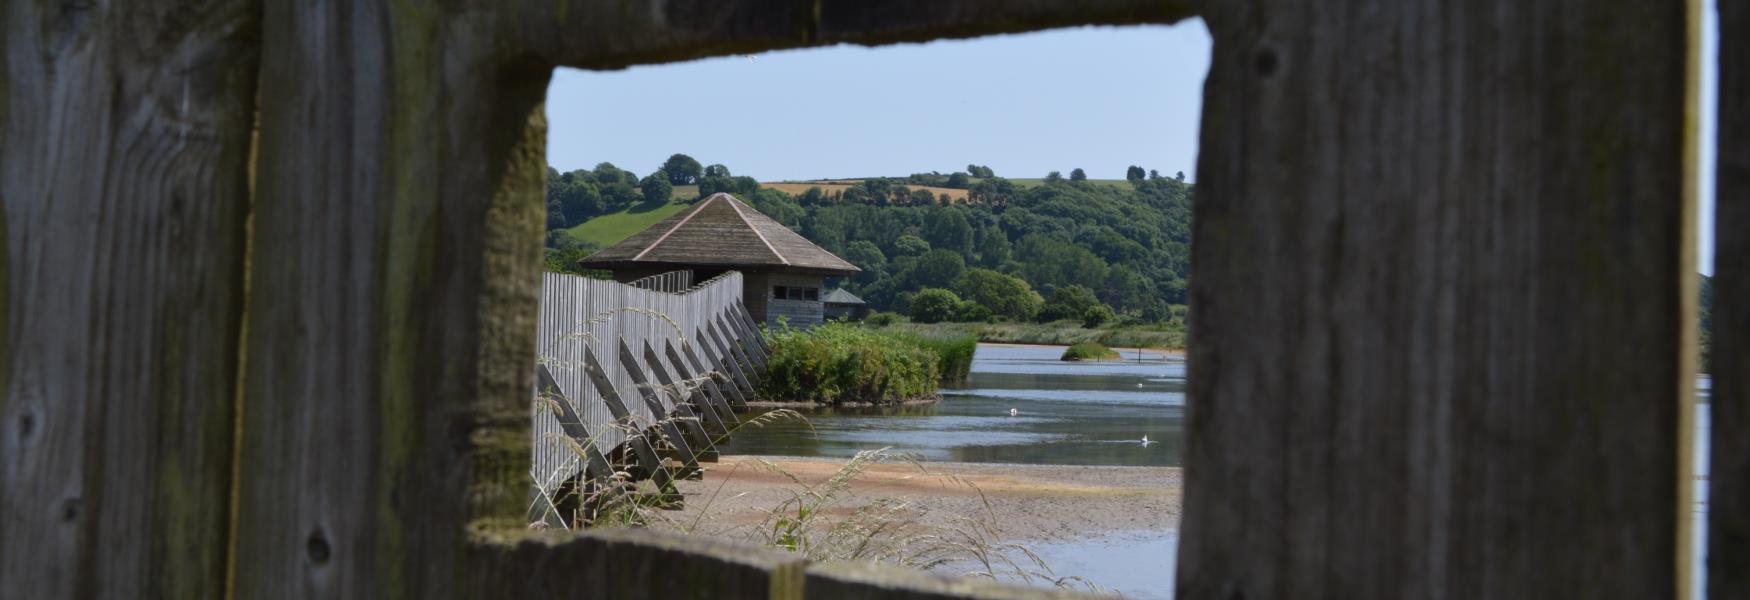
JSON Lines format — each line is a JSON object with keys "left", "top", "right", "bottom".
{"left": 0, "top": 2, "right": 258, "bottom": 597}
{"left": 1179, "top": 1, "right": 1693, "bottom": 598}
{"left": 1711, "top": 1, "right": 1747, "bottom": 597}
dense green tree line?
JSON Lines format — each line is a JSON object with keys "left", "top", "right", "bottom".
{"left": 546, "top": 154, "right": 1195, "bottom": 324}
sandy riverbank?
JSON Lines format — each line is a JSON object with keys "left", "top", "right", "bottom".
{"left": 654, "top": 455, "right": 1181, "bottom": 545}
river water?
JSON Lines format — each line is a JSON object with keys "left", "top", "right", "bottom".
{"left": 718, "top": 344, "right": 1186, "bottom": 466}
{"left": 718, "top": 344, "right": 1716, "bottom": 599}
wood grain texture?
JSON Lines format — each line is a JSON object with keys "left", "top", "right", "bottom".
{"left": 806, "top": 561, "right": 1098, "bottom": 600}
{"left": 1179, "top": 1, "right": 1692, "bottom": 598}
{"left": 468, "top": 528, "right": 806, "bottom": 600}
{"left": 1711, "top": 0, "right": 1747, "bottom": 596}
{"left": 231, "top": 1, "right": 550, "bottom": 595}
{"left": 0, "top": 1, "right": 258, "bottom": 597}
{"left": 504, "top": 0, "right": 1195, "bottom": 71}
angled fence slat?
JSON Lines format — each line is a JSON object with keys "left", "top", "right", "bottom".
{"left": 668, "top": 341, "right": 740, "bottom": 429}
{"left": 715, "top": 317, "right": 765, "bottom": 387}
{"left": 583, "top": 346, "right": 674, "bottom": 491}
{"left": 734, "top": 298, "right": 773, "bottom": 354}
{"left": 618, "top": 339, "right": 702, "bottom": 475}
{"left": 687, "top": 338, "right": 750, "bottom": 409}
{"left": 706, "top": 321, "right": 759, "bottom": 396}
{"left": 722, "top": 309, "right": 769, "bottom": 370}
{"left": 535, "top": 365, "right": 614, "bottom": 481}
{"left": 637, "top": 340, "right": 714, "bottom": 453}
{"left": 645, "top": 340, "right": 727, "bottom": 438}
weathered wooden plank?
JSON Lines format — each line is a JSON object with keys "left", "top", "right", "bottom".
{"left": 806, "top": 561, "right": 1099, "bottom": 600}
{"left": 1179, "top": 2, "right": 1691, "bottom": 599}
{"left": 505, "top": 0, "right": 1194, "bottom": 71}
{"left": 231, "top": 0, "right": 559, "bottom": 591}
{"left": 686, "top": 336, "right": 752, "bottom": 409}
{"left": 1712, "top": 0, "right": 1748, "bottom": 596}
{"left": 646, "top": 340, "right": 729, "bottom": 437}
{"left": 618, "top": 339, "right": 702, "bottom": 473}
{"left": 535, "top": 365, "right": 614, "bottom": 481}
{"left": 468, "top": 528, "right": 805, "bottom": 600}
{"left": 0, "top": 1, "right": 258, "bottom": 597}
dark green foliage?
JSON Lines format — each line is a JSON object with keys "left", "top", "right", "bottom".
{"left": 908, "top": 288, "right": 962, "bottom": 324}
{"left": 542, "top": 233, "right": 605, "bottom": 277}
{"left": 952, "top": 268, "right": 1042, "bottom": 322}
{"left": 554, "top": 158, "right": 1199, "bottom": 325}
{"left": 865, "top": 311, "right": 902, "bottom": 327}
{"left": 1069, "top": 168, "right": 1087, "bottom": 181}
{"left": 946, "top": 172, "right": 971, "bottom": 188}
{"left": 1061, "top": 341, "right": 1119, "bottom": 361}
{"left": 662, "top": 154, "right": 702, "bottom": 185}
{"left": 894, "top": 235, "right": 931, "bottom": 257}
{"left": 1039, "top": 285, "right": 1104, "bottom": 323}
{"left": 640, "top": 171, "right": 673, "bottom": 205}
{"left": 1082, "top": 305, "right": 1114, "bottom": 328}
{"left": 912, "top": 249, "right": 966, "bottom": 289}
{"left": 953, "top": 301, "right": 993, "bottom": 323}
{"left": 922, "top": 207, "right": 973, "bottom": 254}
{"left": 759, "top": 323, "right": 941, "bottom": 404}
{"left": 1126, "top": 165, "right": 1146, "bottom": 182}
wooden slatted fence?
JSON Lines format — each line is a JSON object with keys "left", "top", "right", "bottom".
{"left": 532, "top": 271, "right": 760, "bottom": 500}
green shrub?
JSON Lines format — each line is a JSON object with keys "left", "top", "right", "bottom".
{"left": 1037, "top": 285, "right": 1103, "bottom": 322}
{"left": 908, "top": 288, "right": 962, "bottom": 323}
{"left": 889, "top": 330, "right": 978, "bottom": 385}
{"left": 1082, "top": 305, "right": 1114, "bottom": 328}
{"left": 864, "top": 311, "right": 903, "bottom": 327}
{"left": 953, "top": 301, "right": 994, "bottom": 323}
{"left": 1061, "top": 341, "right": 1120, "bottom": 362}
{"left": 760, "top": 323, "right": 940, "bottom": 404}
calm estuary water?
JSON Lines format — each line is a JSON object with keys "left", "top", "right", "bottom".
{"left": 718, "top": 344, "right": 1186, "bottom": 466}
{"left": 719, "top": 344, "right": 1716, "bottom": 599}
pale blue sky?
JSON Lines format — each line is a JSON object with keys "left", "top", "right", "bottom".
{"left": 549, "top": 9, "right": 1719, "bottom": 274}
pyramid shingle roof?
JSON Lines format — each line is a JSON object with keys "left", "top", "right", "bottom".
{"left": 577, "top": 193, "right": 859, "bottom": 275}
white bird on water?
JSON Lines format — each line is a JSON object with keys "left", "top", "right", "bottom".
{"left": 1009, "top": 408, "right": 1019, "bottom": 417}
{"left": 1141, "top": 435, "right": 1152, "bottom": 447}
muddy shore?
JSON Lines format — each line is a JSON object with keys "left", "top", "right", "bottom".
{"left": 654, "top": 455, "right": 1182, "bottom": 546}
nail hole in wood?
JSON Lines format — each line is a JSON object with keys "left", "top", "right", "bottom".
{"left": 1253, "top": 47, "right": 1278, "bottom": 77}
{"left": 60, "top": 498, "right": 79, "bottom": 522}
{"left": 306, "top": 529, "right": 331, "bottom": 565}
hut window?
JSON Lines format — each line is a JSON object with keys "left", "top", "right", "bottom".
{"left": 773, "top": 286, "right": 819, "bottom": 301}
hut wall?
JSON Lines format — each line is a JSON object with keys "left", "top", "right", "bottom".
{"left": 753, "top": 272, "right": 828, "bottom": 328}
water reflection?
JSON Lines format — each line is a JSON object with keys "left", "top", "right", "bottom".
{"left": 718, "top": 344, "right": 1186, "bottom": 466}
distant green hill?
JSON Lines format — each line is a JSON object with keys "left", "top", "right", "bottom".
{"left": 564, "top": 199, "right": 690, "bottom": 248}
{"left": 1004, "top": 178, "right": 1130, "bottom": 189}
{"left": 547, "top": 162, "right": 1195, "bottom": 326}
